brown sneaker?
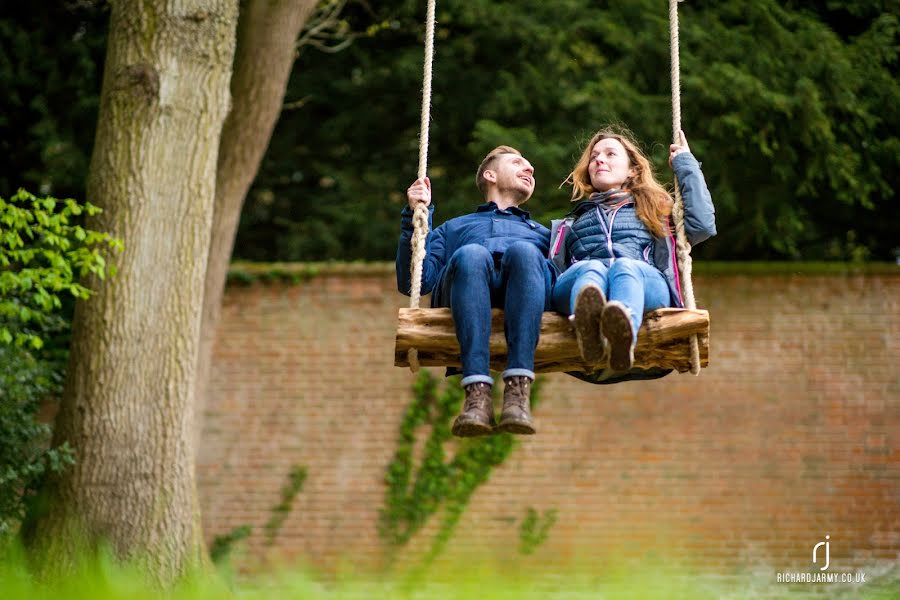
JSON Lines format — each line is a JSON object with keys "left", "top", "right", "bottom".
{"left": 571, "top": 283, "right": 606, "bottom": 365}
{"left": 451, "top": 382, "right": 495, "bottom": 437}
{"left": 496, "top": 376, "right": 536, "bottom": 435}
{"left": 601, "top": 301, "right": 635, "bottom": 371}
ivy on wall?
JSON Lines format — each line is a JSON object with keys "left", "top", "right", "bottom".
{"left": 210, "top": 463, "right": 307, "bottom": 568}
{"left": 519, "top": 507, "right": 558, "bottom": 556}
{"left": 378, "top": 370, "right": 545, "bottom": 569}
{"left": 264, "top": 465, "right": 308, "bottom": 545}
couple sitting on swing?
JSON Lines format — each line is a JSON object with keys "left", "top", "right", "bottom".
{"left": 396, "top": 126, "right": 716, "bottom": 438}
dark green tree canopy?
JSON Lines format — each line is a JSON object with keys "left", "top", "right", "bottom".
{"left": 3, "top": 1, "right": 898, "bottom": 262}
{"left": 0, "top": 3, "right": 107, "bottom": 201}
{"left": 239, "top": 0, "right": 898, "bottom": 262}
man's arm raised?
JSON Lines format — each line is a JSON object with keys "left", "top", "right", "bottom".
{"left": 396, "top": 176, "right": 445, "bottom": 296}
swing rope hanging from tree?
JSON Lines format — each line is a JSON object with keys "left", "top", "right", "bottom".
{"left": 396, "top": 0, "right": 708, "bottom": 375}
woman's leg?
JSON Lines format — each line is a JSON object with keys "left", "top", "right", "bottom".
{"left": 602, "top": 258, "right": 670, "bottom": 370}
{"left": 550, "top": 260, "right": 609, "bottom": 363}
{"left": 550, "top": 260, "right": 609, "bottom": 315}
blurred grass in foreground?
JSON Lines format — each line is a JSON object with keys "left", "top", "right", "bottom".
{"left": 1, "top": 541, "right": 896, "bottom": 600}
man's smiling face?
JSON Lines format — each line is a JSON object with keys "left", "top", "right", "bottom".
{"left": 492, "top": 153, "right": 535, "bottom": 204}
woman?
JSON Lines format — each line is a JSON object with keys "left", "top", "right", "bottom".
{"left": 549, "top": 127, "right": 716, "bottom": 372}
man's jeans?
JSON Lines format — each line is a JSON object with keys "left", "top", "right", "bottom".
{"left": 551, "top": 257, "right": 670, "bottom": 343}
{"left": 440, "top": 242, "right": 553, "bottom": 386}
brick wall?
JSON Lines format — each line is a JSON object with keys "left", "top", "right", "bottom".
{"left": 197, "top": 264, "right": 899, "bottom": 577}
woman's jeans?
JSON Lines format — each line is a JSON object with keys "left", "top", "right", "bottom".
{"left": 440, "top": 242, "right": 553, "bottom": 386}
{"left": 551, "top": 257, "right": 670, "bottom": 343}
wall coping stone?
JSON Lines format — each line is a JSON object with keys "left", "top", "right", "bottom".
{"left": 226, "top": 261, "right": 898, "bottom": 286}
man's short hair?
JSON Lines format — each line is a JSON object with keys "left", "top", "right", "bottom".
{"left": 475, "top": 145, "right": 522, "bottom": 198}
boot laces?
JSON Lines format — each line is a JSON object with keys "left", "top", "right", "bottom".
{"left": 464, "top": 383, "right": 491, "bottom": 412}
{"left": 505, "top": 377, "right": 531, "bottom": 410}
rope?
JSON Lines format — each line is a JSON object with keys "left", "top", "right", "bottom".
{"left": 669, "top": 0, "right": 701, "bottom": 375}
{"left": 407, "top": 0, "right": 437, "bottom": 372}
{"left": 404, "top": 0, "right": 699, "bottom": 375}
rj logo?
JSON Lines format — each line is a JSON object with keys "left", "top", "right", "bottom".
{"left": 813, "top": 535, "right": 830, "bottom": 571}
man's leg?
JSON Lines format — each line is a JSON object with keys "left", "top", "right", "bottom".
{"left": 494, "top": 241, "right": 550, "bottom": 434}
{"left": 441, "top": 244, "right": 495, "bottom": 436}
{"left": 498, "top": 242, "right": 547, "bottom": 376}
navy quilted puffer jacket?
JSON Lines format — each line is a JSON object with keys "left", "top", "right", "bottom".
{"left": 565, "top": 198, "right": 655, "bottom": 266}
{"left": 549, "top": 152, "right": 716, "bottom": 308}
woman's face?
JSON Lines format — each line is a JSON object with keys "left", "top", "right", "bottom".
{"left": 588, "top": 138, "right": 635, "bottom": 192}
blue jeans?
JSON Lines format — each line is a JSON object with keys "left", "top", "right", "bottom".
{"left": 440, "top": 242, "right": 553, "bottom": 386}
{"left": 551, "top": 257, "right": 671, "bottom": 343}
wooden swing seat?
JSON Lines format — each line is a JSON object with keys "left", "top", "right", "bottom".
{"left": 399, "top": 1, "right": 706, "bottom": 376}
{"left": 394, "top": 307, "right": 709, "bottom": 374}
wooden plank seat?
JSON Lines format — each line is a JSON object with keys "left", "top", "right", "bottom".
{"left": 395, "top": 307, "right": 709, "bottom": 373}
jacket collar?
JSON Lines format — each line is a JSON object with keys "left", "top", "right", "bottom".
{"left": 568, "top": 189, "right": 633, "bottom": 217}
{"left": 476, "top": 201, "right": 532, "bottom": 219}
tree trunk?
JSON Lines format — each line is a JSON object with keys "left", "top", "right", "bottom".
{"left": 194, "top": 0, "right": 318, "bottom": 434}
{"left": 29, "top": 0, "right": 238, "bottom": 583}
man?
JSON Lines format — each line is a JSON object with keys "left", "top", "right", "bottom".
{"left": 397, "top": 146, "right": 553, "bottom": 437}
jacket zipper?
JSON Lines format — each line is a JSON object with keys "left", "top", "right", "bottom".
{"left": 595, "top": 204, "right": 627, "bottom": 264}
{"left": 669, "top": 227, "right": 685, "bottom": 308}
{"left": 551, "top": 223, "right": 567, "bottom": 258}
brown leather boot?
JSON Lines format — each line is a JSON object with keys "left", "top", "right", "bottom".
{"left": 497, "top": 376, "right": 536, "bottom": 435}
{"left": 451, "top": 382, "right": 495, "bottom": 437}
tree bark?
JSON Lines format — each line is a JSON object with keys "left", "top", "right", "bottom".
{"left": 29, "top": 0, "right": 238, "bottom": 583}
{"left": 194, "top": 0, "right": 318, "bottom": 433}
{"left": 394, "top": 308, "right": 710, "bottom": 373}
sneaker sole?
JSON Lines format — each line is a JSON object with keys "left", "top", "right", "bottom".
{"left": 495, "top": 419, "right": 536, "bottom": 435}
{"left": 602, "top": 303, "right": 634, "bottom": 371}
{"left": 573, "top": 285, "right": 606, "bottom": 364}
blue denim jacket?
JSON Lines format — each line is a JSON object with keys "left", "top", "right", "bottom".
{"left": 397, "top": 201, "right": 550, "bottom": 307}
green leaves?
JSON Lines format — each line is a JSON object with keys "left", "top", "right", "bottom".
{"left": 5, "top": 2, "right": 897, "bottom": 264}
{"left": 379, "top": 371, "right": 545, "bottom": 571}
{"left": 0, "top": 188, "right": 117, "bottom": 537}
{"left": 519, "top": 507, "right": 558, "bottom": 556}
{"left": 236, "top": 0, "right": 897, "bottom": 263}
{"left": 0, "top": 3, "right": 107, "bottom": 201}
{"left": 0, "top": 341, "right": 74, "bottom": 537}
{"left": 0, "top": 189, "right": 120, "bottom": 350}
{"left": 682, "top": 1, "right": 899, "bottom": 259}
{"left": 264, "top": 465, "right": 308, "bottom": 545}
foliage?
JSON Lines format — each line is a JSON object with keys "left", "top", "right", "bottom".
{"left": 264, "top": 465, "right": 308, "bottom": 545}
{"left": 1, "top": 189, "right": 121, "bottom": 349}
{"left": 238, "top": 0, "right": 898, "bottom": 263}
{"left": 379, "top": 370, "right": 543, "bottom": 570}
{"left": 0, "top": 342, "right": 73, "bottom": 538}
{"left": 2, "top": 2, "right": 897, "bottom": 264}
{"left": 210, "top": 464, "right": 308, "bottom": 568}
{"left": 0, "top": 190, "right": 118, "bottom": 538}
{"left": 208, "top": 524, "right": 252, "bottom": 567}
{"left": 3, "top": 537, "right": 900, "bottom": 600}
{"left": 518, "top": 506, "right": 557, "bottom": 556}
{"left": 0, "top": 2, "right": 108, "bottom": 200}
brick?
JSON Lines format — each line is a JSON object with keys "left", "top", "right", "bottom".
{"left": 197, "top": 269, "right": 900, "bottom": 575}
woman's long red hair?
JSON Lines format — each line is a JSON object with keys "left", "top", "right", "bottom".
{"left": 566, "top": 127, "right": 672, "bottom": 238}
